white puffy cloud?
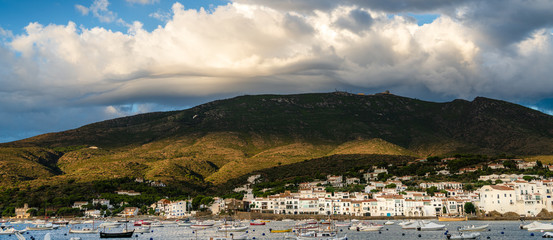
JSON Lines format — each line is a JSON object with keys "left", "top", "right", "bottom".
{"left": 1, "top": 0, "right": 553, "bottom": 142}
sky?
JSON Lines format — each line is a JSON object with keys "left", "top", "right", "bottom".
{"left": 0, "top": 0, "right": 553, "bottom": 142}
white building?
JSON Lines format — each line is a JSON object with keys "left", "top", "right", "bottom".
{"left": 169, "top": 200, "right": 191, "bottom": 218}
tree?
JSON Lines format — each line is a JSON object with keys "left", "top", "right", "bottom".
{"left": 503, "top": 160, "right": 517, "bottom": 169}
{"left": 385, "top": 183, "right": 397, "bottom": 189}
{"left": 426, "top": 186, "right": 438, "bottom": 197}
{"left": 523, "top": 175, "right": 535, "bottom": 181}
{"left": 464, "top": 202, "right": 476, "bottom": 214}
{"left": 27, "top": 208, "right": 38, "bottom": 217}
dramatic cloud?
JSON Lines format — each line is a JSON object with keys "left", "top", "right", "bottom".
{"left": 1, "top": 0, "right": 553, "bottom": 141}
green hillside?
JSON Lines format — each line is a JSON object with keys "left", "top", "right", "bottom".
{"left": 2, "top": 92, "right": 553, "bottom": 188}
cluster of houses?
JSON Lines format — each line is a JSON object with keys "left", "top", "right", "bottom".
{"left": 12, "top": 159, "right": 553, "bottom": 219}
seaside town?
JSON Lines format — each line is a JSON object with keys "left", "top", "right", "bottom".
{"left": 5, "top": 158, "right": 552, "bottom": 220}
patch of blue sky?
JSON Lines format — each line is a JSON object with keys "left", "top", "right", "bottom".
{"left": 0, "top": 0, "right": 230, "bottom": 35}
{"left": 407, "top": 13, "right": 440, "bottom": 26}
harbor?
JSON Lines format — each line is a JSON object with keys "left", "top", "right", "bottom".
{"left": 0, "top": 219, "right": 548, "bottom": 240}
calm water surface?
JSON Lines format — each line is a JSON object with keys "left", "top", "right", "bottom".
{"left": 0, "top": 220, "right": 544, "bottom": 240}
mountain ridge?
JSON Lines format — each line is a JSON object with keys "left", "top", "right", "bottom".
{"left": 2, "top": 92, "right": 553, "bottom": 187}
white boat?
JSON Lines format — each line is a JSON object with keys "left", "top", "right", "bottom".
{"left": 217, "top": 223, "right": 249, "bottom": 232}
{"left": 398, "top": 220, "right": 413, "bottom": 226}
{"left": 10, "top": 220, "right": 24, "bottom": 224}
{"left": 402, "top": 221, "right": 422, "bottom": 229}
{"left": 334, "top": 222, "right": 351, "bottom": 227}
{"left": 528, "top": 224, "right": 553, "bottom": 232}
{"left": 349, "top": 222, "right": 383, "bottom": 231}
{"left": 521, "top": 221, "right": 548, "bottom": 229}
{"left": 0, "top": 227, "right": 26, "bottom": 235}
{"left": 68, "top": 220, "right": 82, "bottom": 225}
{"left": 14, "top": 232, "right": 26, "bottom": 240}
{"left": 177, "top": 222, "right": 192, "bottom": 227}
{"left": 70, "top": 238, "right": 81, "bottom": 240}
{"left": 288, "top": 231, "right": 347, "bottom": 240}
{"left": 417, "top": 222, "right": 445, "bottom": 231}
{"left": 543, "top": 232, "right": 553, "bottom": 238}
{"left": 26, "top": 224, "right": 57, "bottom": 231}
{"left": 68, "top": 227, "right": 98, "bottom": 234}
{"left": 134, "top": 227, "right": 151, "bottom": 233}
{"left": 82, "top": 220, "right": 94, "bottom": 224}
{"left": 150, "top": 222, "right": 164, "bottom": 228}
{"left": 384, "top": 221, "right": 394, "bottom": 225}
{"left": 191, "top": 222, "right": 215, "bottom": 229}
{"left": 458, "top": 224, "right": 489, "bottom": 232}
{"left": 447, "top": 232, "right": 481, "bottom": 239}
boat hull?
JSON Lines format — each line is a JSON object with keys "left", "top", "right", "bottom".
{"left": 99, "top": 230, "right": 134, "bottom": 238}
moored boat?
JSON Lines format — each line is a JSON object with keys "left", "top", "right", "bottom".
{"left": 458, "top": 224, "right": 489, "bottom": 232}
{"left": 0, "top": 227, "right": 26, "bottom": 235}
{"left": 417, "top": 222, "right": 445, "bottom": 231}
{"left": 271, "top": 228, "right": 292, "bottom": 233}
{"left": 543, "top": 232, "right": 553, "bottom": 238}
{"left": 190, "top": 222, "right": 214, "bottom": 229}
{"left": 350, "top": 222, "right": 383, "bottom": 232}
{"left": 134, "top": 227, "right": 151, "bottom": 233}
{"left": 250, "top": 222, "right": 265, "bottom": 225}
{"left": 217, "top": 223, "right": 249, "bottom": 232}
{"left": 26, "top": 224, "right": 57, "bottom": 231}
{"left": 99, "top": 230, "right": 134, "bottom": 238}
{"left": 69, "top": 228, "right": 98, "bottom": 234}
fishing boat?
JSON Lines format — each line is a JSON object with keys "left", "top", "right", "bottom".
{"left": 69, "top": 219, "right": 97, "bottom": 234}
{"left": 99, "top": 218, "right": 134, "bottom": 238}
{"left": 446, "top": 232, "right": 481, "bottom": 239}
{"left": 384, "top": 221, "right": 394, "bottom": 225}
{"left": 260, "top": 220, "right": 271, "bottom": 223}
{"left": 458, "top": 224, "right": 489, "bottom": 232}
{"left": 439, "top": 216, "right": 468, "bottom": 222}
{"left": 99, "top": 230, "right": 134, "bottom": 238}
{"left": 250, "top": 221, "right": 265, "bottom": 225}
{"left": 271, "top": 228, "right": 292, "bottom": 233}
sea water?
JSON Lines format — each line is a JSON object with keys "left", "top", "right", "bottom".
{"left": 0, "top": 220, "right": 541, "bottom": 240}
